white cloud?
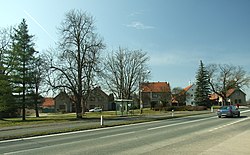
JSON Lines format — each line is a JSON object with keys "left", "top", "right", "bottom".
{"left": 126, "top": 21, "right": 154, "bottom": 30}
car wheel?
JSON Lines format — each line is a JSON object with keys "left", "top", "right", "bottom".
{"left": 218, "top": 115, "right": 221, "bottom": 118}
{"left": 238, "top": 113, "right": 240, "bottom": 118}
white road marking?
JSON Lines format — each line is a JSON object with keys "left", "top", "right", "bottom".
{"left": 209, "top": 117, "right": 250, "bottom": 132}
{"left": 147, "top": 116, "right": 217, "bottom": 130}
{"left": 3, "top": 131, "right": 136, "bottom": 155}
{"left": 241, "top": 109, "right": 250, "bottom": 113}
{"left": 4, "top": 148, "right": 39, "bottom": 155}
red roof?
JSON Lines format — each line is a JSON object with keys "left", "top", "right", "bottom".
{"left": 226, "top": 88, "right": 235, "bottom": 97}
{"left": 183, "top": 85, "right": 193, "bottom": 92}
{"left": 209, "top": 88, "right": 245, "bottom": 100}
{"left": 141, "top": 82, "right": 170, "bottom": 93}
{"left": 41, "top": 98, "right": 55, "bottom": 108}
{"left": 209, "top": 93, "right": 219, "bottom": 100}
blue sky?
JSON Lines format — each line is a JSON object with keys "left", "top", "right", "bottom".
{"left": 1, "top": 0, "right": 250, "bottom": 98}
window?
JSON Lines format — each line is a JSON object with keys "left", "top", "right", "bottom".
{"left": 59, "top": 105, "right": 65, "bottom": 110}
{"left": 235, "top": 99, "right": 237, "bottom": 104}
{"left": 239, "top": 99, "right": 242, "bottom": 104}
{"left": 152, "top": 93, "right": 158, "bottom": 98}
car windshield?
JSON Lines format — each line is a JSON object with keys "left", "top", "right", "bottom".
{"left": 220, "top": 106, "right": 230, "bottom": 110}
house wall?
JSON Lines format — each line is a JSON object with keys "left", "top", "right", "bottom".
{"left": 86, "top": 88, "right": 110, "bottom": 111}
{"left": 142, "top": 92, "right": 171, "bottom": 108}
{"left": 229, "top": 90, "right": 246, "bottom": 105}
{"left": 186, "top": 85, "right": 196, "bottom": 106}
{"left": 86, "top": 95, "right": 109, "bottom": 111}
{"left": 54, "top": 92, "right": 72, "bottom": 112}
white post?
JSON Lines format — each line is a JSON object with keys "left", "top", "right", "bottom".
{"left": 211, "top": 106, "right": 214, "bottom": 113}
{"left": 172, "top": 109, "right": 174, "bottom": 117}
{"left": 100, "top": 115, "right": 103, "bottom": 126}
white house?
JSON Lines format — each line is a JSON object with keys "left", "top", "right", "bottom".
{"left": 184, "top": 84, "right": 196, "bottom": 106}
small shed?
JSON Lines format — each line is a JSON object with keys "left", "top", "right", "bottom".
{"left": 114, "top": 99, "right": 134, "bottom": 115}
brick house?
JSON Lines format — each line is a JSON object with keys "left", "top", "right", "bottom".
{"left": 140, "top": 82, "right": 171, "bottom": 108}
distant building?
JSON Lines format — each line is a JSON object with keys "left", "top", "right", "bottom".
{"left": 54, "top": 92, "right": 73, "bottom": 112}
{"left": 226, "top": 88, "right": 246, "bottom": 105}
{"left": 41, "top": 97, "right": 55, "bottom": 112}
{"left": 140, "top": 82, "right": 171, "bottom": 108}
{"left": 210, "top": 88, "right": 246, "bottom": 106}
{"left": 86, "top": 87, "right": 112, "bottom": 111}
{"left": 49, "top": 87, "right": 112, "bottom": 113}
{"left": 183, "top": 84, "right": 196, "bottom": 106}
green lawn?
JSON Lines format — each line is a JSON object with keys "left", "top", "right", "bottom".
{"left": 0, "top": 108, "right": 196, "bottom": 128}
{"left": 0, "top": 113, "right": 77, "bottom": 127}
{"left": 0, "top": 109, "right": 130, "bottom": 127}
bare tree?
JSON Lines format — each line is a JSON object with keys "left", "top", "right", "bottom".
{"left": 103, "top": 47, "right": 150, "bottom": 99}
{"left": 0, "top": 27, "right": 13, "bottom": 75}
{"left": 48, "top": 10, "right": 105, "bottom": 118}
{"left": 32, "top": 55, "right": 48, "bottom": 117}
{"left": 207, "top": 64, "right": 250, "bottom": 105}
{"left": 172, "top": 87, "right": 187, "bottom": 106}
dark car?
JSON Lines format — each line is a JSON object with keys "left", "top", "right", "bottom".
{"left": 217, "top": 105, "right": 240, "bottom": 118}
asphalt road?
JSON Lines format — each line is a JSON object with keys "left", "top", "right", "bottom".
{"left": 1, "top": 110, "right": 250, "bottom": 155}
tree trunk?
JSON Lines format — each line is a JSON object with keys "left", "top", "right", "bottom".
{"left": 81, "top": 100, "right": 86, "bottom": 115}
{"left": 22, "top": 103, "right": 25, "bottom": 121}
{"left": 35, "top": 86, "right": 39, "bottom": 117}
{"left": 76, "top": 96, "right": 82, "bottom": 119}
{"left": 35, "top": 98, "right": 39, "bottom": 117}
{"left": 22, "top": 79, "right": 26, "bottom": 121}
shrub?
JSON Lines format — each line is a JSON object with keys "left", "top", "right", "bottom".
{"left": 163, "top": 106, "right": 207, "bottom": 111}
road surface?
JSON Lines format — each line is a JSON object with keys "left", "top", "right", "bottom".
{"left": 1, "top": 110, "right": 250, "bottom": 155}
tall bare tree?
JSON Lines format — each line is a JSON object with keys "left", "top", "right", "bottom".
{"left": 32, "top": 55, "right": 47, "bottom": 117}
{"left": 103, "top": 47, "right": 150, "bottom": 99}
{"left": 207, "top": 64, "right": 250, "bottom": 105}
{"left": 49, "top": 10, "right": 105, "bottom": 118}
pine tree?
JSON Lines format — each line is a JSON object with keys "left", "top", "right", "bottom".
{"left": 194, "top": 60, "right": 211, "bottom": 107}
{"left": 0, "top": 73, "right": 17, "bottom": 118}
{"left": 11, "top": 19, "right": 36, "bottom": 120}
{"left": 0, "top": 27, "right": 18, "bottom": 118}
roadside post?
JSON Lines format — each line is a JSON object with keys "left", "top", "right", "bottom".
{"left": 172, "top": 109, "right": 174, "bottom": 117}
{"left": 100, "top": 115, "right": 104, "bottom": 126}
{"left": 211, "top": 106, "right": 214, "bottom": 112}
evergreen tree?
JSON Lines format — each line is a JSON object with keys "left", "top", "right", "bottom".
{"left": 194, "top": 60, "right": 211, "bottom": 107}
{"left": 0, "top": 27, "right": 18, "bottom": 118}
{"left": 0, "top": 73, "right": 17, "bottom": 118}
{"left": 11, "top": 19, "right": 36, "bottom": 120}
